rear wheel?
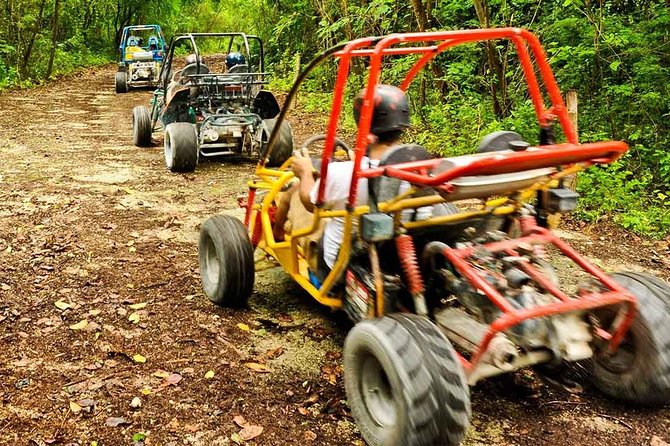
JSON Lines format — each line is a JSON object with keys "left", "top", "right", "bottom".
{"left": 164, "top": 123, "right": 198, "bottom": 172}
{"left": 115, "top": 71, "right": 128, "bottom": 93}
{"left": 132, "top": 106, "right": 152, "bottom": 147}
{"left": 262, "top": 118, "right": 293, "bottom": 167}
{"left": 198, "top": 215, "right": 254, "bottom": 307}
{"left": 589, "top": 272, "right": 670, "bottom": 405}
{"left": 344, "top": 314, "right": 470, "bottom": 446}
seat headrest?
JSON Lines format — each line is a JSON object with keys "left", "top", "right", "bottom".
{"left": 372, "top": 144, "right": 433, "bottom": 204}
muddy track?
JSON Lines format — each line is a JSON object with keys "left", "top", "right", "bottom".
{"left": 0, "top": 65, "right": 668, "bottom": 446}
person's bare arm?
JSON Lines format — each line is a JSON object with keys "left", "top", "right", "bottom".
{"left": 291, "top": 151, "right": 316, "bottom": 212}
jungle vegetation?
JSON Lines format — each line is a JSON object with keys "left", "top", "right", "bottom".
{"left": 1, "top": 0, "right": 668, "bottom": 236}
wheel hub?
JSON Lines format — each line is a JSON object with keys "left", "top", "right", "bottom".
{"left": 361, "top": 354, "right": 396, "bottom": 428}
{"left": 204, "top": 236, "right": 220, "bottom": 284}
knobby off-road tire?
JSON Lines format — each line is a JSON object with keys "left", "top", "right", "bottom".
{"left": 344, "top": 313, "right": 471, "bottom": 446}
{"left": 590, "top": 272, "right": 670, "bottom": 405}
{"left": 115, "top": 71, "right": 128, "bottom": 94}
{"left": 132, "top": 106, "right": 152, "bottom": 147}
{"left": 198, "top": 215, "right": 254, "bottom": 308}
{"left": 164, "top": 123, "right": 198, "bottom": 173}
{"left": 262, "top": 118, "right": 293, "bottom": 167}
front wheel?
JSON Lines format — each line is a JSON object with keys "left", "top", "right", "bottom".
{"left": 589, "top": 272, "right": 670, "bottom": 405}
{"left": 115, "top": 71, "right": 128, "bottom": 94}
{"left": 198, "top": 215, "right": 254, "bottom": 307}
{"left": 132, "top": 106, "right": 152, "bottom": 147}
{"left": 164, "top": 123, "right": 198, "bottom": 172}
{"left": 344, "top": 314, "right": 470, "bottom": 446}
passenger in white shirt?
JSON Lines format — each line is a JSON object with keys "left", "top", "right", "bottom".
{"left": 273, "top": 85, "right": 414, "bottom": 271}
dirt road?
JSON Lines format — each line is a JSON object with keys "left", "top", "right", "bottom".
{"left": 0, "top": 66, "right": 668, "bottom": 446}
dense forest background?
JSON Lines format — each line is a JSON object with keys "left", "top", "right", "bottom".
{"left": 1, "top": 0, "right": 668, "bottom": 236}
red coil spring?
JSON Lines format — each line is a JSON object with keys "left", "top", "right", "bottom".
{"left": 251, "top": 206, "right": 278, "bottom": 248}
{"left": 395, "top": 234, "right": 424, "bottom": 295}
{"left": 251, "top": 212, "right": 262, "bottom": 248}
{"left": 519, "top": 215, "right": 538, "bottom": 236}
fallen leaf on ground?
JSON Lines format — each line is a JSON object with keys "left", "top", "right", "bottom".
{"left": 130, "top": 397, "right": 142, "bottom": 409}
{"left": 165, "top": 373, "right": 182, "bottom": 385}
{"left": 233, "top": 415, "right": 247, "bottom": 428}
{"left": 236, "top": 323, "right": 250, "bottom": 331}
{"left": 266, "top": 346, "right": 284, "bottom": 359}
{"left": 152, "top": 370, "right": 170, "bottom": 378}
{"left": 54, "top": 301, "right": 71, "bottom": 311}
{"left": 129, "top": 302, "right": 147, "bottom": 310}
{"left": 244, "top": 362, "right": 271, "bottom": 373}
{"left": 128, "top": 312, "right": 141, "bottom": 324}
{"left": 132, "top": 354, "right": 146, "bottom": 364}
{"left": 298, "top": 407, "right": 309, "bottom": 416}
{"left": 239, "top": 425, "right": 263, "bottom": 441}
{"left": 650, "top": 436, "right": 669, "bottom": 446}
{"left": 141, "top": 387, "right": 152, "bottom": 395}
{"left": 69, "top": 401, "right": 82, "bottom": 413}
{"left": 204, "top": 370, "right": 215, "bottom": 379}
{"left": 69, "top": 320, "right": 88, "bottom": 330}
{"left": 230, "top": 432, "right": 242, "bottom": 445}
{"left": 105, "top": 416, "right": 129, "bottom": 427}
{"left": 132, "top": 432, "right": 147, "bottom": 442}
{"left": 304, "top": 430, "right": 317, "bottom": 441}
{"left": 88, "top": 309, "right": 102, "bottom": 316}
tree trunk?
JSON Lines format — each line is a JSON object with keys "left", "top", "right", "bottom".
{"left": 19, "top": 0, "right": 47, "bottom": 79}
{"left": 472, "top": 0, "right": 510, "bottom": 118}
{"left": 565, "top": 90, "right": 579, "bottom": 190}
{"left": 46, "top": 0, "right": 61, "bottom": 79}
{"left": 409, "top": 0, "right": 447, "bottom": 94}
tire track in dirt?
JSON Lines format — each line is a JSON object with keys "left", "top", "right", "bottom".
{"left": 0, "top": 65, "right": 668, "bottom": 445}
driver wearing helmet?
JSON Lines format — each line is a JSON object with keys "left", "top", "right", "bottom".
{"left": 274, "top": 84, "right": 422, "bottom": 275}
{"left": 148, "top": 36, "right": 159, "bottom": 52}
{"left": 225, "top": 52, "right": 246, "bottom": 71}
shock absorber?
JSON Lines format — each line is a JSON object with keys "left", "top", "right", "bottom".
{"left": 395, "top": 234, "right": 428, "bottom": 316}
{"left": 250, "top": 211, "right": 263, "bottom": 248}
{"left": 250, "top": 206, "right": 277, "bottom": 248}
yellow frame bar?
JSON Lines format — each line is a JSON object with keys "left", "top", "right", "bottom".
{"left": 248, "top": 159, "right": 585, "bottom": 309}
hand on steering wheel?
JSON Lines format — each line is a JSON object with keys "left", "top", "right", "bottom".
{"left": 298, "top": 134, "right": 353, "bottom": 161}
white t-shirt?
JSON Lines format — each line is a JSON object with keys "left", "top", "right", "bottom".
{"left": 309, "top": 157, "right": 431, "bottom": 269}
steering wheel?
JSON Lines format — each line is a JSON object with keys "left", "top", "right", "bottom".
{"left": 299, "top": 134, "right": 353, "bottom": 161}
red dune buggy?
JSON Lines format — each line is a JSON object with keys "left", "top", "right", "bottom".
{"left": 197, "top": 28, "right": 670, "bottom": 446}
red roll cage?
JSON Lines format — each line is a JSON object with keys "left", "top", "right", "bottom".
{"left": 310, "top": 28, "right": 627, "bottom": 207}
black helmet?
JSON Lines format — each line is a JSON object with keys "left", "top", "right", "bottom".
{"left": 353, "top": 84, "right": 410, "bottom": 135}
{"left": 226, "top": 52, "right": 245, "bottom": 68}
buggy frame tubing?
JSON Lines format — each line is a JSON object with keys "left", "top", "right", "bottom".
{"left": 251, "top": 29, "right": 633, "bottom": 351}
{"left": 160, "top": 33, "right": 261, "bottom": 93}
{"left": 438, "top": 222, "right": 638, "bottom": 372}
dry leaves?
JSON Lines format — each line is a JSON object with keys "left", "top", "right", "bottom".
{"left": 132, "top": 354, "right": 146, "bottom": 364}
{"left": 232, "top": 415, "right": 263, "bottom": 441}
{"left": 651, "top": 436, "right": 669, "bottom": 446}
{"left": 105, "top": 416, "right": 129, "bottom": 427}
{"left": 266, "top": 346, "right": 284, "bottom": 360}
{"left": 244, "top": 362, "right": 271, "bottom": 373}
{"left": 236, "top": 323, "right": 250, "bottom": 331}
{"left": 129, "top": 302, "right": 147, "bottom": 310}
{"left": 204, "top": 370, "right": 215, "bottom": 379}
{"left": 54, "top": 300, "right": 71, "bottom": 311}
{"left": 69, "top": 320, "right": 88, "bottom": 330}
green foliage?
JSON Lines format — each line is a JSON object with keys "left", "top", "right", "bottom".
{"left": 1, "top": 0, "right": 667, "bottom": 237}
